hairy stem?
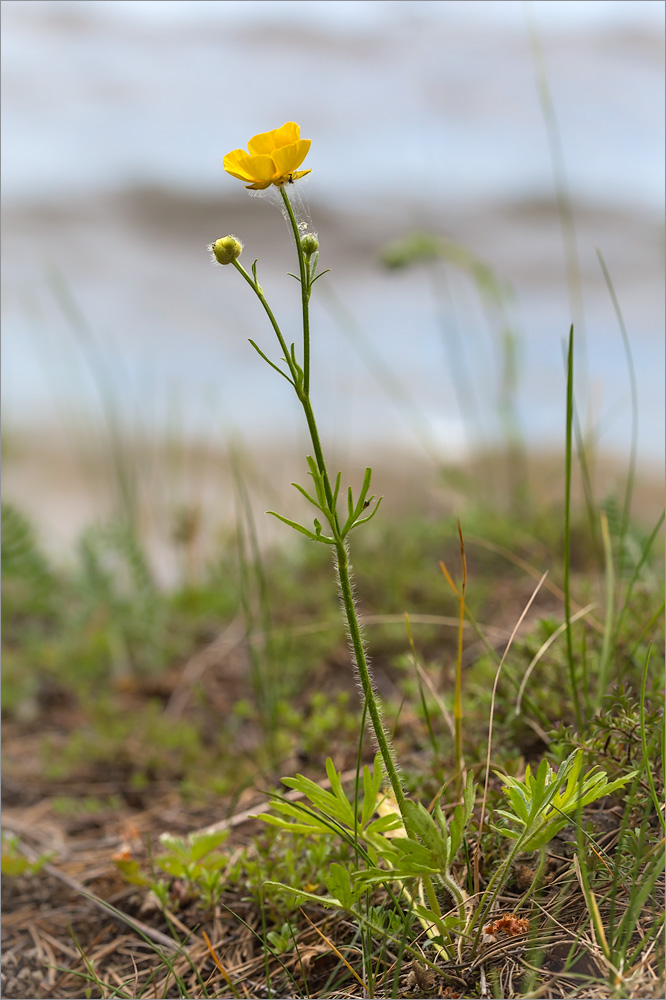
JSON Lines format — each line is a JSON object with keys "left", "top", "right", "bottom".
{"left": 335, "top": 540, "right": 406, "bottom": 818}
{"left": 232, "top": 185, "right": 407, "bottom": 822}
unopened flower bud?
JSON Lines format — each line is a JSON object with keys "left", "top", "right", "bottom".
{"left": 211, "top": 235, "right": 243, "bottom": 265}
{"left": 300, "top": 233, "right": 319, "bottom": 256}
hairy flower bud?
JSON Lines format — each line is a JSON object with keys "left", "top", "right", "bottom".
{"left": 210, "top": 235, "right": 243, "bottom": 265}
{"left": 300, "top": 233, "right": 319, "bottom": 256}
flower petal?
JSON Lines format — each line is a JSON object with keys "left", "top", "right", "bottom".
{"left": 223, "top": 148, "right": 254, "bottom": 181}
{"left": 244, "top": 154, "right": 278, "bottom": 182}
{"left": 272, "top": 139, "right": 311, "bottom": 178}
{"left": 271, "top": 122, "right": 301, "bottom": 149}
{"left": 247, "top": 127, "right": 279, "bottom": 156}
{"left": 248, "top": 122, "right": 301, "bottom": 156}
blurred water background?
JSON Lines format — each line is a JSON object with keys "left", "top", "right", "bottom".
{"left": 2, "top": 0, "right": 664, "bottom": 557}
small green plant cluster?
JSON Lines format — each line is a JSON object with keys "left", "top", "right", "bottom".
{"left": 1, "top": 832, "right": 53, "bottom": 877}
{"left": 114, "top": 829, "right": 230, "bottom": 911}
{"left": 254, "top": 751, "right": 635, "bottom": 963}
{"left": 493, "top": 749, "right": 637, "bottom": 852}
{"left": 113, "top": 823, "right": 346, "bottom": 921}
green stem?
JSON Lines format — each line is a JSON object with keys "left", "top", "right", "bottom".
{"left": 564, "top": 324, "right": 583, "bottom": 729}
{"left": 298, "top": 392, "right": 337, "bottom": 523}
{"left": 280, "top": 186, "right": 311, "bottom": 396}
{"left": 335, "top": 541, "right": 407, "bottom": 819}
{"left": 280, "top": 195, "right": 406, "bottom": 816}
{"left": 232, "top": 257, "right": 335, "bottom": 521}
{"left": 231, "top": 189, "right": 407, "bottom": 824}
{"left": 231, "top": 259, "right": 298, "bottom": 385}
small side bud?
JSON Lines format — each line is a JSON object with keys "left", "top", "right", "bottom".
{"left": 210, "top": 235, "right": 243, "bottom": 265}
{"left": 300, "top": 233, "right": 319, "bottom": 256}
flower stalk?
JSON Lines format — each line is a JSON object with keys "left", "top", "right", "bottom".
{"left": 215, "top": 133, "right": 406, "bottom": 818}
{"left": 229, "top": 193, "right": 405, "bottom": 814}
{"left": 280, "top": 186, "right": 313, "bottom": 397}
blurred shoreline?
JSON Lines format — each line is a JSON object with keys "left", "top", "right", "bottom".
{"left": 4, "top": 423, "right": 663, "bottom": 586}
{"left": 6, "top": 183, "right": 663, "bottom": 286}
{"left": 3, "top": 0, "right": 663, "bottom": 540}
{"left": 4, "top": 183, "right": 664, "bottom": 445}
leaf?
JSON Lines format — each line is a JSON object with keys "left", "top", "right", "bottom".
{"left": 402, "top": 801, "right": 448, "bottom": 870}
{"left": 1, "top": 854, "right": 30, "bottom": 877}
{"left": 361, "top": 753, "right": 384, "bottom": 828}
{"left": 387, "top": 836, "right": 440, "bottom": 873}
{"left": 291, "top": 481, "right": 324, "bottom": 511}
{"left": 263, "top": 879, "right": 341, "bottom": 910}
{"left": 347, "top": 487, "right": 354, "bottom": 524}
{"left": 325, "top": 758, "right": 356, "bottom": 827}
{"left": 332, "top": 471, "right": 342, "bottom": 510}
{"left": 158, "top": 834, "right": 189, "bottom": 861}
{"left": 347, "top": 496, "right": 383, "bottom": 533}
{"left": 446, "top": 777, "right": 476, "bottom": 861}
{"left": 364, "top": 813, "right": 404, "bottom": 841}
{"left": 412, "top": 902, "right": 445, "bottom": 929}
{"left": 258, "top": 813, "right": 328, "bottom": 836}
{"left": 187, "top": 830, "right": 229, "bottom": 863}
{"left": 306, "top": 456, "right": 327, "bottom": 509}
{"left": 464, "top": 772, "right": 476, "bottom": 818}
{"left": 436, "top": 802, "right": 453, "bottom": 862}
{"left": 266, "top": 798, "right": 341, "bottom": 833}
{"left": 325, "top": 862, "right": 361, "bottom": 909}
{"left": 156, "top": 855, "right": 190, "bottom": 878}
{"left": 267, "top": 510, "right": 334, "bottom": 544}
{"left": 496, "top": 750, "right": 639, "bottom": 851}
{"left": 247, "top": 340, "right": 294, "bottom": 384}
{"left": 281, "top": 770, "right": 353, "bottom": 827}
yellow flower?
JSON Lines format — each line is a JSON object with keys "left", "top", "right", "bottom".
{"left": 223, "top": 122, "right": 311, "bottom": 190}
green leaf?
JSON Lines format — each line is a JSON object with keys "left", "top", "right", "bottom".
{"left": 186, "top": 829, "right": 229, "bottom": 863}
{"left": 291, "top": 481, "right": 325, "bottom": 511}
{"left": 263, "top": 879, "right": 341, "bottom": 910}
{"left": 402, "top": 801, "right": 448, "bottom": 870}
{"left": 267, "top": 510, "right": 334, "bottom": 544}
{"left": 436, "top": 802, "right": 452, "bottom": 862}
{"left": 364, "top": 813, "right": 404, "bottom": 840}
{"left": 247, "top": 339, "right": 294, "bottom": 384}
{"left": 281, "top": 770, "right": 353, "bottom": 827}
{"left": 266, "top": 798, "right": 340, "bottom": 832}
{"left": 324, "top": 862, "right": 361, "bottom": 909}
{"left": 361, "top": 753, "right": 384, "bottom": 827}
{"left": 347, "top": 496, "right": 383, "bottom": 533}
{"left": 306, "top": 456, "right": 327, "bottom": 509}
{"left": 332, "top": 471, "right": 342, "bottom": 510}
{"left": 258, "top": 813, "right": 328, "bottom": 836}
{"left": 325, "top": 758, "right": 356, "bottom": 827}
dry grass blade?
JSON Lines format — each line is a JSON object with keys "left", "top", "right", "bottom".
{"left": 515, "top": 602, "right": 597, "bottom": 713}
{"left": 466, "top": 534, "right": 605, "bottom": 634}
{"left": 475, "top": 571, "right": 549, "bottom": 892}
{"left": 202, "top": 929, "right": 241, "bottom": 998}
{"left": 299, "top": 908, "right": 367, "bottom": 991}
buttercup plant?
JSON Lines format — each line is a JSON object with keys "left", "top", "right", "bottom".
{"left": 209, "top": 124, "right": 641, "bottom": 972}
{"left": 211, "top": 122, "right": 406, "bottom": 822}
